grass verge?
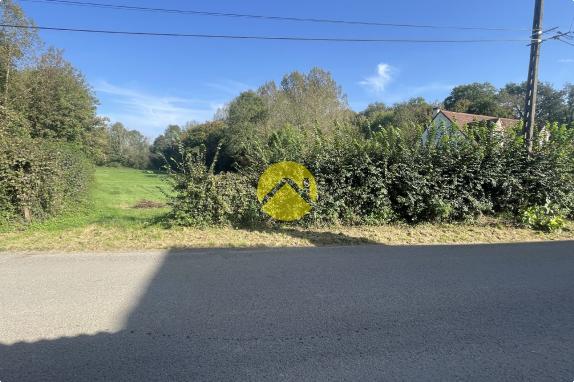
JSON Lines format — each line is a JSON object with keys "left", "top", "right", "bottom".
{"left": 1, "top": 220, "right": 573, "bottom": 252}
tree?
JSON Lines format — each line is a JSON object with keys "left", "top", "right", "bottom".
{"left": 227, "top": 91, "right": 268, "bottom": 128}
{"left": 83, "top": 116, "right": 111, "bottom": 165}
{"left": 497, "top": 82, "right": 525, "bottom": 120}
{"left": 197, "top": 68, "right": 356, "bottom": 170}
{"left": 223, "top": 91, "right": 268, "bottom": 167}
{"left": 359, "top": 98, "right": 432, "bottom": 142}
{"left": 444, "top": 82, "right": 506, "bottom": 117}
{"left": 0, "top": 0, "right": 38, "bottom": 106}
{"left": 499, "top": 82, "right": 568, "bottom": 126}
{"left": 361, "top": 102, "right": 388, "bottom": 118}
{"left": 108, "top": 122, "right": 128, "bottom": 165}
{"left": 358, "top": 102, "right": 393, "bottom": 136}
{"left": 150, "top": 124, "right": 183, "bottom": 170}
{"left": 107, "top": 122, "right": 150, "bottom": 169}
{"left": 535, "top": 83, "right": 567, "bottom": 127}
{"left": 182, "top": 120, "right": 228, "bottom": 171}
{"left": 124, "top": 129, "right": 150, "bottom": 169}
{"left": 11, "top": 48, "right": 98, "bottom": 142}
{"left": 261, "top": 67, "right": 351, "bottom": 133}
{"left": 390, "top": 98, "right": 433, "bottom": 141}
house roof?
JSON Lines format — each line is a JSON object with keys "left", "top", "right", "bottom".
{"left": 438, "top": 110, "right": 520, "bottom": 130}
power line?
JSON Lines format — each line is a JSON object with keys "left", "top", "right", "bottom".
{"left": 19, "top": 0, "right": 531, "bottom": 32}
{"left": 0, "top": 24, "right": 532, "bottom": 43}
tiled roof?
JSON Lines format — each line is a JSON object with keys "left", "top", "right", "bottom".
{"left": 439, "top": 110, "right": 520, "bottom": 130}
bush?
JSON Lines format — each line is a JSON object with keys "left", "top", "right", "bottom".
{"left": 166, "top": 121, "right": 574, "bottom": 228}
{"left": 165, "top": 147, "right": 263, "bottom": 227}
{"left": 0, "top": 113, "right": 94, "bottom": 224}
{"left": 521, "top": 204, "right": 566, "bottom": 232}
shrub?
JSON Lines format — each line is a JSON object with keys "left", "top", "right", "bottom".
{"left": 165, "top": 147, "right": 263, "bottom": 227}
{"left": 166, "top": 121, "right": 574, "bottom": 229}
{"left": 0, "top": 113, "right": 94, "bottom": 224}
{"left": 521, "top": 204, "right": 566, "bottom": 232}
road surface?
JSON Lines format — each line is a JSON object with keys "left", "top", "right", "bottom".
{"left": 1, "top": 242, "right": 573, "bottom": 381}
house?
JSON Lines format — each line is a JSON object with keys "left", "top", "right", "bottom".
{"left": 422, "top": 109, "right": 520, "bottom": 142}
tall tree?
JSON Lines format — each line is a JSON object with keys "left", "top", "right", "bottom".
{"left": 11, "top": 48, "right": 98, "bottom": 141}
{"left": 359, "top": 98, "right": 432, "bottom": 142}
{"left": 499, "top": 82, "right": 568, "bottom": 126}
{"left": 0, "top": 0, "right": 38, "bottom": 107}
{"left": 261, "top": 67, "right": 351, "bottom": 132}
{"left": 182, "top": 120, "right": 228, "bottom": 171}
{"left": 444, "top": 82, "right": 507, "bottom": 117}
{"left": 150, "top": 124, "right": 183, "bottom": 170}
{"left": 108, "top": 122, "right": 150, "bottom": 169}
{"left": 223, "top": 91, "right": 268, "bottom": 167}
{"left": 83, "top": 116, "right": 111, "bottom": 165}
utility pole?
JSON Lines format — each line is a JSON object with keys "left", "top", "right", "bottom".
{"left": 523, "top": 0, "right": 544, "bottom": 154}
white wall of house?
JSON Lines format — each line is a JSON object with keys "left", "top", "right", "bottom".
{"left": 422, "top": 112, "right": 460, "bottom": 143}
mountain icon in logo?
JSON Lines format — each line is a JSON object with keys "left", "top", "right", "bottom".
{"left": 257, "top": 161, "right": 318, "bottom": 222}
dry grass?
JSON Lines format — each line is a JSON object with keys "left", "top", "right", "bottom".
{"left": 1, "top": 219, "right": 573, "bottom": 252}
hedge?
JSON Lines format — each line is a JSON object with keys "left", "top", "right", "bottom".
{"left": 166, "top": 122, "right": 574, "bottom": 229}
{"left": 0, "top": 108, "right": 94, "bottom": 224}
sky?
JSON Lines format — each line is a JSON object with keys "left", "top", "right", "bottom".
{"left": 18, "top": 0, "right": 574, "bottom": 138}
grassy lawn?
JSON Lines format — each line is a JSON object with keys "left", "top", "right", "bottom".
{"left": 1, "top": 166, "right": 573, "bottom": 252}
{"left": 87, "top": 166, "right": 169, "bottom": 227}
{"left": 0, "top": 166, "right": 169, "bottom": 234}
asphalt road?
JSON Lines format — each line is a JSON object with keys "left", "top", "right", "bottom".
{"left": 1, "top": 242, "right": 573, "bottom": 381}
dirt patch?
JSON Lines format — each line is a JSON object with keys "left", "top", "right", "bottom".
{"left": 132, "top": 200, "right": 166, "bottom": 209}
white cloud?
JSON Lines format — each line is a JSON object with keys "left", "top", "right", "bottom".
{"left": 95, "top": 81, "right": 223, "bottom": 138}
{"left": 558, "top": 58, "right": 574, "bottom": 63}
{"left": 359, "top": 63, "right": 395, "bottom": 93}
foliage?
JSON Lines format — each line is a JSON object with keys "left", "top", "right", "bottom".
{"left": 0, "top": 0, "right": 39, "bottom": 107}
{"left": 165, "top": 146, "right": 262, "bottom": 227}
{"left": 181, "top": 121, "right": 228, "bottom": 171}
{"left": 521, "top": 204, "right": 565, "bottom": 233}
{"left": 9, "top": 48, "right": 99, "bottom": 142}
{"left": 358, "top": 97, "right": 432, "bottom": 144}
{"left": 149, "top": 124, "right": 183, "bottom": 170}
{"left": 223, "top": 91, "right": 269, "bottom": 168}
{"left": 261, "top": 68, "right": 351, "bottom": 133}
{"left": 0, "top": 113, "right": 93, "bottom": 224}
{"left": 499, "top": 82, "right": 570, "bottom": 127}
{"left": 163, "top": 69, "right": 574, "bottom": 229}
{"left": 106, "top": 122, "right": 150, "bottom": 169}
{"left": 167, "top": 117, "right": 574, "bottom": 228}
{"left": 0, "top": 1, "right": 97, "bottom": 225}
{"left": 443, "top": 81, "right": 573, "bottom": 128}
{"left": 444, "top": 82, "right": 506, "bottom": 117}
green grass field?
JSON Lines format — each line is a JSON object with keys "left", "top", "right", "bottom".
{"left": 10, "top": 167, "right": 170, "bottom": 232}
{"left": 88, "top": 167, "right": 169, "bottom": 227}
{"left": 1, "top": 166, "right": 573, "bottom": 252}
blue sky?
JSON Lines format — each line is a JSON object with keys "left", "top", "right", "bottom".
{"left": 19, "top": 0, "right": 574, "bottom": 138}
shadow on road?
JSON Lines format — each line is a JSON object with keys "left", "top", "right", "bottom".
{"left": 1, "top": 241, "right": 574, "bottom": 381}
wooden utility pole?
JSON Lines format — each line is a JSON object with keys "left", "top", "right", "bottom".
{"left": 523, "top": 0, "right": 544, "bottom": 154}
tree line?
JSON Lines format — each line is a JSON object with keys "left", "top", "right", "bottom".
{"left": 150, "top": 76, "right": 574, "bottom": 173}
{"left": 153, "top": 70, "right": 573, "bottom": 231}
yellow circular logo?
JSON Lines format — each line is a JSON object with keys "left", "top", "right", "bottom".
{"left": 257, "top": 161, "right": 318, "bottom": 222}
